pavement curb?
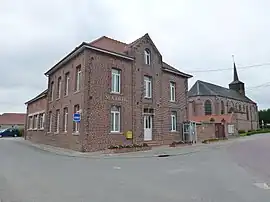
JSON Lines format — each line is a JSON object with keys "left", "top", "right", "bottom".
{"left": 12, "top": 137, "right": 241, "bottom": 159}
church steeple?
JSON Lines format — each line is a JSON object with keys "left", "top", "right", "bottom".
{"left": 229, "top": 56, "right": 245, "bottom": 95}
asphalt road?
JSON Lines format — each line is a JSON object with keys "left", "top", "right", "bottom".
{"left": 0, "top": 135, "right": 270, "bottom": 202}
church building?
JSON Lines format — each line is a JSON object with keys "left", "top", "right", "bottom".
{"left": 188, "top": 62, "right": 259, "bottom": 134}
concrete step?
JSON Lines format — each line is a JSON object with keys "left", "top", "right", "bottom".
{"left": 144, "top": 140, "right": 162, "bottom": 147}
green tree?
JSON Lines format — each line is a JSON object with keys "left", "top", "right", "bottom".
{"left": 259, "top": 108, "right": 270, "bottom": 125}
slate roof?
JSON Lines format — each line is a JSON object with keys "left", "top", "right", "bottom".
{"left": 25, "top": 89, "right": 48, "bottom": 105}
{"left": 188, "top": 80, "right": 255, "bottom": 103}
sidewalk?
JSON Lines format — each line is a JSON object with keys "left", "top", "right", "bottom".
{"left": 13, "top": 137, "right": 240, "bottom": 159}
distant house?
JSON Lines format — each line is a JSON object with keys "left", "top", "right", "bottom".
{"left": 0, "top": 113, "right": 26, "bottom": 130}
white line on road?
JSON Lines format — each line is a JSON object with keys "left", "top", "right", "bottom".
{"left": 113, "top": 166, "right": 121, "bottom": 170}
{"left": 254, "top": 183, "right": 270, "bottom": 190}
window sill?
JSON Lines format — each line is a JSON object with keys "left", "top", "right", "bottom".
{"left": 56, "top": 98, "right": 61, "bottom": 101}
{"left": 54, "top": 132, "right": 59, "bottom": 135}
{"left": 74, "top": 90, "right": 80, "bottom": 94}
{"left": 109, "top": 132, "right": 123, "bottom": 135}
{"left": 170, "top": 130, "right": 177, "bottom": 133}
{"left": 110, "top": 92, "right": 121, "bottom": 95}
{"left": 144, "top": 97, "right": 152, "bottom": 99}
{"left": 64, "top": 94, "right": 68, "bottom": 98}
{"left": 38, "top": 128, "right": 44, "bottom": 131}
{"left": 170, "top": 100, "right": 176, "bottom": 103}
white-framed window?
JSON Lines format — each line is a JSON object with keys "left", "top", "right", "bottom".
{"left": 28, "top": 116, "right": 33, "bottom": 129}
{"left": 64, "top": 72, "right": 70, "bottom": 96}
{"left": 170, "top": 82, "right": 176, "bottom": 102}
{"left": 144, "top": 76, "right": 152, "bottom": 98}
{"left": 55, "top": 110, "right": 60, "bottom": 133}
{"left": 63, "top": 107, "right": 68, "bottom": 132}
{"left": 73, "top": 105, "right": 80, "bottom": 133}
{"left": 228, "top": 124, "right": 235, "bottom": 134}
{"left": 33, "top": 115, "right": 38, "bottom": 129}
{"left": 56, "top": 76, "right": 62, "bottom": 99}
{"left": 111, "top": 68, "right": 121, "bottom": 93}
{"left": 50, "top": 81, "right": 54, "bottom": 101}
{"left": 171, "top": 112, "right": 177, "bottom": 131}
{"left": 144, "top": 49, "right": 151, "bottom": 65}
{"left": 75, "top": 66, "right": 81, "bottom": 92}
{"left": 111, "top": 106, "right": 120, "bottom": 132}
{"left": 38, "top": 113, "right": 45, "bottom": 129}
{"left": 48, "top": 111, "right": 52, "bottom": 132}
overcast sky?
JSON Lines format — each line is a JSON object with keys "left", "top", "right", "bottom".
{"left": 1, "top": 0, "right": 270, "bottom": 113}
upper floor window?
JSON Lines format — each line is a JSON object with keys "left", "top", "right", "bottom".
{"left": 56, "top": 76, "right": 62, "bottom": 99}
{"left": 49, "top": 81, "right": 54, "bottom": 101}
{"left": 38, "top": 113, "right": 45, "bottom": 130}
{"left": 220, "top": 101, "right": 225, "bottom": 114}
{"left": 204, "top": 100, "right": 212, "bottom": 115}
{"left": 111, "top": 68, "right": 121, "bottom": 93}
{"left": 64, "top": 72, "right": 70, "bottom": 96}
{"left": 144, "top": 49, "right": 151, "bottom": 65}
{"left": 144, "top": 76, "right": 152, "bottom": 98}
{"left": 170, "top": 82, "right": 176, "bottom": 102}
{"left": 75, "top": 66, "right": 81, "bottom": 92}
{"left": 239, "top": 104, "right": 242, "bottom": 112}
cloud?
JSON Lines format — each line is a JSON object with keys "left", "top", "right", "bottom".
{"left": 1, "top": 0, "right": 269, "bottom": 113}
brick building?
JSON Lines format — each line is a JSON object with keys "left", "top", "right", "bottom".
{"left": 188, "top": 62, "right": 259, "bottom": 137}
{"left": 25, "top": 33, "right": 192, "bottom": 151}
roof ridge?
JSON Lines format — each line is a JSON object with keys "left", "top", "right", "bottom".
{"left": 103, "top": 36, "right": 128, "bottom": 45}
{"left": 90, "top": 36, "right": 127, "bottom": 46}
{"left": 198, "top": 80, "right": 218, "bottom": 96}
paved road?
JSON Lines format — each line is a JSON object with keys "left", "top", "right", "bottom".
{"left": 0, "top": 136, "right": 270, "bottom": 202}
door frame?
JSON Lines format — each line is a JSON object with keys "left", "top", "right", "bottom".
{"left": 143, "top": 115, "right": 153, "bottom": 141}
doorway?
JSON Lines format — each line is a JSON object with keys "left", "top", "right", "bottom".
{"left": 144, "top": 115, "right": 152, "bottom": 141}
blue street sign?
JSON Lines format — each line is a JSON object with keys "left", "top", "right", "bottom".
{"left": 73, "top": 113, "right": 81, "bottom": 122}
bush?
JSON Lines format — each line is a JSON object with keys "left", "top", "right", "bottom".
{"left": 246, "top": 129, "right": 270, "bottom": 136}
{"left": 18, "top": 128, "right": 24, "bottom": 137}
{"left": 238, "top": 130, "right": 246, "bottom": 134}
{"left": 108, "top": 143, "right": 149, "bottom": 149}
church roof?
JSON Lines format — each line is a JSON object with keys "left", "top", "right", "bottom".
{"left": 188, "top": 80, "right": 255, "bottom": 103}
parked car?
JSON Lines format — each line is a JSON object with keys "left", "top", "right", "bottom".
{"left": 0, "top": 128, "right": 20, "bottom": 138}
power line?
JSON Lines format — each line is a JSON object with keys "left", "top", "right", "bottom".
{"left": 246, "top": 82, "right": 270, "bottom": 90}
{"left": 187, "top": 62, "right": 270, "bottom": 73}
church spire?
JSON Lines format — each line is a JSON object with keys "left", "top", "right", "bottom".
{"left": 229, "top": 55, "right": 245, "bottom": 95}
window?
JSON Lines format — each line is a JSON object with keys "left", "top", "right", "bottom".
{"left": 56, "top": 77, "right": 62, "bottom": 99}
{"left": 144, "top": 49, "right": 151, "bottom": 65}
{"left": 75, "top": 66, "right": 81, "bottom": 92}
{"left": 239, "top": 104, "right": 242, "bottom": 112}
{"left": 64, "top": 72, "right": 70, "bottom": 96}
{"left": 144, "top": 76, "right": 152, "bottom": 98}
{"left": 171, "top": 112, "right": 177, "bottom": 131}
{"left": 63, "top": 107, "right": 68, "bottom": 132}
{"left": 170, "top": 82, "right": 176, "bottom": 102}
{"left": 204, "top": 100, "right": 212, "bottom": 115}
{"left": 33, "top": 115, "right": 38, "bottom": 129}
{"left": 220, "top": 101, "right": 225, "bottom": 114}
{"left": 55, "top": 110, "right": 60, "bottom": 133}
{"left": 49, "top": 81, "right": 54, "bottom": 101}
{"left": 246, "top": 106, "right": 249, "bottom": 120}
{"left": 73, "top": 105, "right": 80, "bottom": 133}
{"left": 28, "top": 116, "right": 33, "bottom": 129}
{"left": 192, "top": 101, "right": 196, "bottom": 116}
{"left": 111, "top": 106, "right": 120, "bottom": 132}
{"left": 38, "top": 113, "right": 45, "bottom": 129}
{"left": 111, "top": 68, "right": 121, "bottom": 93}
{"left": 48, "top": 111, "right": 52, "bottom": 132}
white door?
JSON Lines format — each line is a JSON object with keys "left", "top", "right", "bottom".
{"left": 144, "top": 115, "right": 152, "bottom": 141}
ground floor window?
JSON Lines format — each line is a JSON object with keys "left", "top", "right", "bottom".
{"left": 63, "top": 107, "right": 68, "bottom": 132}
{"left": 73, "top": 105, "right": 80, "bottom": 133}
{"left": 55, "top": 110, "right": 60, "bottom": 133}
{"left": 171, "top": 111, "right": 177, "bottom": 131}
{"left": 111, "top": 106, "right": 120, "bottom": 132}
{"left": 48, "top": 111, "right": 52, "bottom": 132}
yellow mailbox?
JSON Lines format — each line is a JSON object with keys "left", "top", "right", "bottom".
{"left": 125, "top": 130, "right": 133, "bottom": 139}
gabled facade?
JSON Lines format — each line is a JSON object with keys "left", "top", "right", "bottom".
{"left": 188, "top": 62, "right": 259, "bottom": 133}
{"left": 25, "top": 33, "right": 192, "bottom": 152}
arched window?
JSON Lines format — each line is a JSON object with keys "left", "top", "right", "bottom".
{"left": 144, "top": 49, "right": 151, "bottom": 65}
{"left": 220, "top": 101, "right": 225, "bottom": 114}
{"left": 192, "top": 101, "right": 196, "bottom": 116}
{"left": 204, "top": 100, "right": 212, "bottom": 115}
{"left": 246, "top": 106, "right": 249, "bottom": 120}
{"left": 239, "top": 104, "right": 242, "bottom": 112}
{"left": 243, "top": 105, "right": 245, "bottom": 112}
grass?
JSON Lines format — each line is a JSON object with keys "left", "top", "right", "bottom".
{"left": 238, "top": 129, "right": 270, "bottom": 137}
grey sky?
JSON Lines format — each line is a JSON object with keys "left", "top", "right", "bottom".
{"left": 1, "top": 0, "right": 270, "bottom": 113}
